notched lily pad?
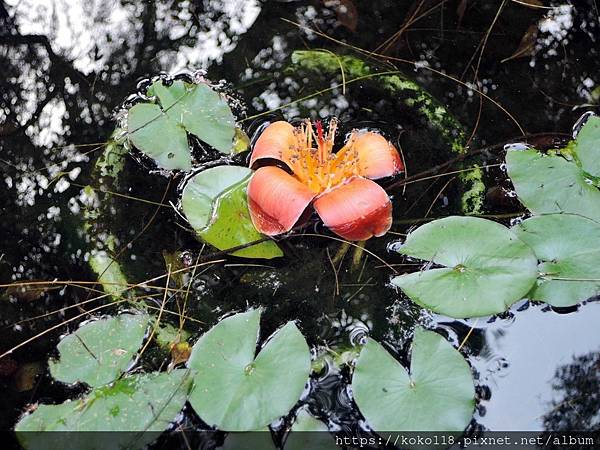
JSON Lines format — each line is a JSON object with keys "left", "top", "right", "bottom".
{"left": 127, "top": 79, "right": 236, "bottom": 170}
{"left": 514, "top": 214, "right": 600, "bottom": 307}
{"left": 16, "top": 370, "right": 191, "bottom": 450}
{"left": 352, "top": 328, "right": 475, "bottom": 432}
{"left": 187, "top": 309, "right": 311, "bottom": 431}
{"left": 49, "top": 313, "right": 149, "bottom": 387}
{"left": 506, "top": 148, "right": 600, "bottom": 222}
{"left": 391, "top": 216, "right": 538, "bottom": 318}
{"left": 181, "top": 166, "right": 283, "bottom": 259}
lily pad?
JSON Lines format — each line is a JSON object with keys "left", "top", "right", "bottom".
{"left": 352, "top": 328, "right": 475, "bottom": 432}
{"left": 514, "top": 214, "right": 600, "bottom": 307}
{"left": 127, "top": 80, "right": 236, "bottom": 170}
{"left": 391, "top": 216, "right": 538, "bottom": 318}
{"left": 187, "top": 310, "right": 311, "bottom": 431}
{"left": 574, "top": 115, "right": 600, "bottom": 177}
{"left": 16, "top": 370, "right": 191, "bottom": 450}
{"left": 506, "top": 148, "right": 600, "bottom": 222}
{"left": 49, "top": 314, "right": 148, "bottom": 387}
{"left": 181, "top": 166, "right": 283, "bottom": 259}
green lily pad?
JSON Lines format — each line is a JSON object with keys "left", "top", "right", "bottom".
{"left": 187, "top": 310, "right": 311, "bottom": 431}
{"left": 352, "top": 328, "right": 475, "bottom": 432}
{"left": 49, "top": 314, "right": 149, "bottom": 387}
{"left": 514, "top": 214, "right": 600, "bottom": 307}
{"left": 506, "top": 148, "right": 600, "bottom": 222}
{"left": 127, "top": 80, "right": 236, "bottom": 170}
{"left": 391, "top": 216, "right": 538, "bottom": 318}
{"left": 574, "top": 115, "right": 600, "bottom": 177}
{"left": 181, "top": 166, "right": 283, "bottom": 259}
{"left": 127, "top": 102, "right": 191, "bottom": 170}
{"left": 16, "top": 370, "right": 191, "bottom": 450}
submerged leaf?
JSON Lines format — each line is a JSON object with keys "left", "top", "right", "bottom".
{"left": 16, "top": 370, "right": 191, "bottom": 450}
{"left": 514, "top": 214, "right": 600, "bottom": 307}
{"left": 49, "top": 314, "right": 148, "bottom": 387}
{"left": 187, "top": 310, "right": 311, "bottom": 431}
{"left": 502, "top": 23, "right": 538, "bottom": 62}
{"left": 352, "top": 328, "right": 475, "bottom": 432}
{"left": 181, "top": 166, "right": 283, "bottom": 259}
{"left": 127, "top": 80, "right": 236, "bottom": 170}
{"left": 391, "top": 216, "right": 538, "bottom": 318}
{"left": 506, "top": 148, "right": 600, "bottom": 222}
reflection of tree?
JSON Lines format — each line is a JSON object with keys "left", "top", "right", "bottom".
{"left": 543, "top": 350, "right": 600, "bottom": 431}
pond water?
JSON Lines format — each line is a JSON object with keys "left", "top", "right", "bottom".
{"left": 1, "top": 0, "right": 599, "bottom": 446}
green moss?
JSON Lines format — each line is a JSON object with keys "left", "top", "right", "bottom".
{"left": 460, "top": 165, "right": 485, "bottom": 215}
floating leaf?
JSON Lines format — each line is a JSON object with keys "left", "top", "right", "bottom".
{"left": 127, "top": 103, "right": 191, "bottom": 170}
{"left": 574, "top": 115, "right": 600, "bottom": 177}
{"left": 352, "top": 328, "right": 475, "bottom": 432}
{"left": 127, "top": 80, "right": 236, "bottom": 170}
{"left": 49, "top": 314, "right": 148, "bottom": 387}
{"left": 16, "top": 370, "right": 191, "bottom": 450}
{"left": 506, "top": 148, "right": 600, "bottom": 222}
{"left": 187, "top": 310, "right": 311, "bottom": 431}
{"left": 181, "top": 166, "right": 283, "bottom": 259}
{"left": 391, "top": 216, "right": 538, "bottom": 318}
{"left": 514, "top": 214, "right": 600, "bottom": 307}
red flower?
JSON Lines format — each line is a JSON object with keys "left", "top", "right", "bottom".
{"left": 247, "top": 119, "right": 403, "bottom": 241}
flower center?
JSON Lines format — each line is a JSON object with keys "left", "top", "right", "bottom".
{"left": 288, "top": 119, "right": 360, "bottom": 194}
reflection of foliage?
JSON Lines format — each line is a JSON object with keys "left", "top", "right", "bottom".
{"left": 543, "top": 350, "right": 600, "bottom": 431}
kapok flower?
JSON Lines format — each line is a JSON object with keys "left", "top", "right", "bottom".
{"left": 247, "top": 119, "right": 403, "bottom": 241}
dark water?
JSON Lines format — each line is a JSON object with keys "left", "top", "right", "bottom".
{"left": 1, "top": 0, "right": 599, "bottom": 443}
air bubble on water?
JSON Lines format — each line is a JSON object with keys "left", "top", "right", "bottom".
{"left": 509, "top": 216, "right": 525, "bottom": 226}
{"left": 503, "top": 142, "right": 531, "bottom": 152}
{"left": 585, "top": 178, "right": 594, "bottom": 185}
{"left": 572, "top": 111, "right": 596, "bottom": 138}
{"left": 386, "top": 240, "right": 404, "bottom": 253}
{"left": 505, "top": 189, "right": 518, "bottom": 198}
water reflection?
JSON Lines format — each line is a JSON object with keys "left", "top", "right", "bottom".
{"left": 469, "top": 302, "right": 600, "bottom": 431}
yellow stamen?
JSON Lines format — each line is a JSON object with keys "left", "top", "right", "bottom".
{"left": 289, "top": 118, "right": 359, "bottom": 195}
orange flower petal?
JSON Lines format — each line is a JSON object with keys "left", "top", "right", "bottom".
{"left": 352, "top": 131, "right": 404, "bottom": 179}
{"left": 248, "top": 166, "right": 316, "bottom": 235}
{"left": 313, "top": 177, "right": 392, "bottom": 241}
{"left": 249, "top": 121, "right": 297, "bottom": 170}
